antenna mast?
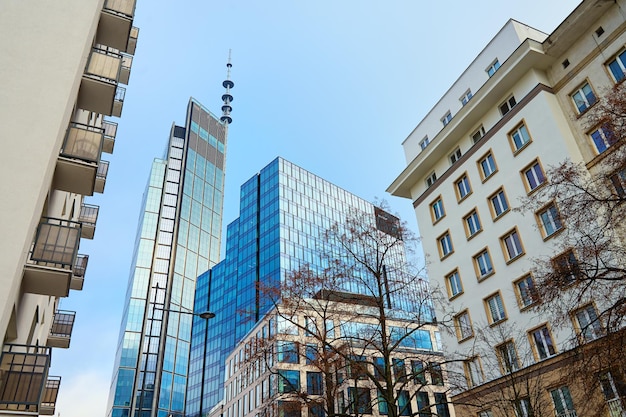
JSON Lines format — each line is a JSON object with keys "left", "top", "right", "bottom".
{"left": 220, "top": 50, "right": 234, "bottom": 125}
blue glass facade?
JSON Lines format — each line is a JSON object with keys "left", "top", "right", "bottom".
{"left": 186, "top": 157, "right": 429, "bottom": 417}
{"left": 107, "top": 98, "right": 227, "bottom": 417}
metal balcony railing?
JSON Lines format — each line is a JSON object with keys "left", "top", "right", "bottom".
{"left": 79, "top": 204, "right": 99, "bottom": 228}
{"left": 104, "top": 0, "right": 137, "bottom": 18}
{"left": 29, "top": 218, "right": 81, "bottom": 268}
{"left": 40, "top": 376, "right": 61, "bottom": 415}
{"left": 607, "top": 398, "right": 626, "bottom": 417}
{"left": 112, "top": 86, "right": 126, "bottom": 117}
{"left": 74, "top": 254, "right": 88, "bottom": 278}
{"left": 103, "top": 120, "right": 118, "bottom": 139}
{"left": 127, "top": 26, "right": 139, "bottom": 55}
{"left": 85, "top": 45, "right": 122, "bottom": 85}
{"left": 97, "top": 160, "right": 110, "bottom": 182}
{"left": 119, "top": 54, "right": 132, "bottom": 84}
{"left": 556, "top": 411, "right": 577, "bottom": 417}
{"left": 0, "top": 344, "right": 52, "bottom": 413}
{"left": 50, "top": 310, "right": 76, "bottom": 339}
{"left": 61, "top": 122, "right": 104, "bottom": 164}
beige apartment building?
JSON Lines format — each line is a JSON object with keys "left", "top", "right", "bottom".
{"left": 388, "top": 0, "right": 626, "bottom": 416}
{"left": 0, "top": 0, "right": 138, "bottom": 415}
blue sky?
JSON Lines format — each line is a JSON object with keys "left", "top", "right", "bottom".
{"left": 53, "top": 1, "right": 580, "bottom": 415}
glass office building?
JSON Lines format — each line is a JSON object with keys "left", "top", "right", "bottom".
{"left": 186, "top": 157, "right": 430, "bottom": 417}
{"left": 106, "top": 98, "right": 228, "bottom": 417}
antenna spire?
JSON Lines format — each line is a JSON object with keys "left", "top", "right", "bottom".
{"left": 221, "top": 50, "right": 234, "bottom": 125}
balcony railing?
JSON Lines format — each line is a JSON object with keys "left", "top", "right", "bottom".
{"left": 95, "top": 160, "right": 109, "bottom": 194}
{"left": 70, "top": 254, "right": 88, "bottom": 291}
{"left": 22, "top": 218, "right": 81, "bottom": 297}
{"left": 47, "top": 311, "right": 76, "bottom": 349}
{"left": 85, "top": 45, "right": 122, "bottom": 85}
{"left": 61, "top": 122, "right": 104, "bottom": 164}
{"left": 79, "top": 204, "right": 99, "bottom": 240}
{"left": 112, "top": 86, "right": 126, "bottom": 117}
{"left": 0, "top": 344, "right": 52, "bottom": 413}
{"left": 127, "top": 26, "right": 139, "bottom": 55}
{"left": 556, "top": 411, "right": 577, "bottom": 417}
{"left": 102, "top": 120, "right": 118, "bottom": 153}
{"left": 104, "top": 0, "right": 137, "bottom": 18}
{"left": 119, "top": 54, "right": 132, "bottom": 85}
{"left": 608, "top": 398, "right": 626, "bottom": 417}
{"left": 40, "top": 377, "right": 61, "bottom": 415}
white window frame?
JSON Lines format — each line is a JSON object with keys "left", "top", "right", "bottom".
{"left": 465, "top": 357, "right": 484, "bottom": 387}
{"left": 487, "top": 59, "right": 500, "bottom": 77}
{"left": 456, "top": 311, "right": 473, "bottom": 340}
{"left": 419, "top": 136, "right": 430, "bottom": 150}
{"left": 607, "top": 49, "right": 626, "bottom": 83}
{"left": 446, "top": 270, "right": 463, "bottom": 298}
{"left": 550, "top": 386, "right": 576, "bottom": 417}
{"left": 439, "top": 232, "right": 453, "bottom": 258}
{"left": 515, "top": 275, "right": 537, "bottom": 308}
{"left": 465, "top": 210, "right": 481, "bottom": 237}
{"left": 474, "top": 249, "right": 494, "bottom": 279}
{"left": 441, "top": 111, "right": 452, "bottom": 127}
{"left": 590, "top": 126, "right": 615, "bottom": 154}
{"left": 449, "top": 147, "right": 462, "bottom": 165}
{"left": 431, "top": 198, "right": 445, "bottom": 222}
{"left": 574, "top": 304, "right": 602, "bottom": 342}
{"left": 479, "top": 152, "right": 497, "bottom": 180}
{"left": 497, "top": 341, "right": 519, "bottom": 373}
{"left": 530, "top": 325, "right": 556, "bottom": 360}
{"left": 486, "top": 292, "right": 506, "bottom": 324}
{"left": 571, "top": 82, "right": 597, "bottom": 113}
{"left": 499, "top": 95, "right": 517, "bottom": 116}
{"left": 426, "top": 171, "right": 437, "bottom": 188}
{"left": 490, "top": 189, "right": 509, "bottom": 218}
{"left": 510, "top": 123, "right": 531, "bottom": 151}
{"left": 456, "top": 175, "right": 471, "bottom": 199}
{"left": 472, "top": 126, "right": 486, "bottom": 143}
{"left": 538, "top": 203, "right": 562, "bottom": 237}
{"left": 460, "top": 89, "right": 473, "bottom": 106}
{"left": 523, "top": 161, "right": 546, "bottom": 191}
{"left": 502, "top": 229, "right": 524, "bottom": 261}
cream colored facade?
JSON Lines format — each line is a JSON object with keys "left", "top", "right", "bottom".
{"left": 0, "top": 1, "right": 138, "bottom": 415}
{"left": 389, "top": 0, "right": 626, "bottom": 416}
{"left": 221, "top": 298, "right": 454, "bottom": 417}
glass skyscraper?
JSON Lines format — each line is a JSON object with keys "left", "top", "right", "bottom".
{"left": 186, "top": 157, "right": 430, "bottom": 417}
{"left": 107, "top": 98, "right": 229, "bottom": 417}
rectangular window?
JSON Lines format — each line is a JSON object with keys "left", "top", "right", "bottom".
{"left": 502, "top": 229, "right": 524, "bottom": 261}
{"left": 431, "top": 197, "right": 445, "bottom": 222}
{"left": 464, "top": 357, "right": 484, "bottom": 387}
{"left": 530, "top": 325, "right": 556, "bottom": 360}
{"left": 571, "top": 82, "right": 597, "bottom": 113}
{"left": 509, "top": 123, "right": 531, "bottom": 152}
{"left": 392, "top": 358, "right": 407, "bottom": 382}
{"left": 398, "top": 391, "right": 412, "bottom": 416}
{"left": 306, "top": 372, "right": 322, "bottom": 395}
{"left": 485, "top": 292, "right": 507, "bottom": 324}
{"left": 609, "top": 169, "right": 626, "bottom": 197}
{"left": 599, "top": 371, "right": 626, "bottom": 406}
{"left": 446, "top": 270, "right": 463, "bottom": 298}
{"left": 537, "top": 203, "right": 563, "bottom": 238}
{"left": 434, "top": 393, "right": 450, "bottom": 417}
{"left": 573, "top": 304, "right": 602, "bottom": 342}
{"left": 347, "top": 355, "right": 368, "bottom": 380}
{"left": 455, "top": 174, "right": 472, "bottom": 200}
{"left": 278, "top": 401, "right": 301, "bottom": 417}
{"left": 472, "top": 126, "right": 486, "bottom": 143}
{"left": 513, "top": 398, "right": 532, "bottom": 417}
{"left": 377, "top": 390, "right": 389, "bottom": 415}
{"left": 550, "top": 386, "right": 576, "bottom": 417}
{"left": 515, "top": 275, "right": 538, "bottom": 308}
{"left": 373, "top": 357, "right": 386, "bottom": 381}
{"left": 438, "top": 231, "right": 453, "bottom": 258}
{"left": 278, "top": 370, "right": 300, "bottom": 393}
{"left": 426, "top": 171, "right": 437, "bottom": 188}
{"left": 496, "top": 341, "right": 519, "bottom": 373}
{"left": 277, "top": 341, "right": 299, "bottom": 363}
{"left": 460, "top": 89, "right": 473, "bottom": 106}
{"left": 478, "top": 152, "right": 497, "bottom": 180}
{"left": 607, "top": 49, "right": 626, "bottom": 82}
{"left": 522, "top": 160, "right": 546, "bottom": 192}
{"left": 411, "top": 361, "right": 426, "bottom": 385}
{"left": 499, "top": 95, "right": 517, "bottom": 116}
{"left": 305, "top": 343, "right": 317, "bottom": 365}
{"left": 464, "top": 209, "right": 482, "bottom": 238}
{"left": 429, "top": 363, "right": 444, "bottom": 386}
{"left": 348, "top": 387, "right": 372, "bottom": 414}
{"left": 551, "top": 250, "right": 579, "bottom": 285}
{"left": 416, "top": 392, "right": 430, "bottom": 417}
{"left": 455, "top": 310, "right": 473, "bottom": 340}
{"left": 442, "top": 111, "right": 452, "bottom": 127}
{"left": 449, "top": 147, "right": 462, "bottom": 165}
{"left": 489, "top": 188, "right": 509, "bottom": 218}
{"left": 420, "top": 136, "right": 430, "bottom": 150}
{"left": 474, "top": 249, "right": 494, "bottom": 279}
{"left": 478, "top": 411, "right": 494, "bottom": 417}
{"left": 590, "top": 125, "right": 616, "bottom": 154}
{"left": 487, "top": 59, "right": 500, "bottom": 77}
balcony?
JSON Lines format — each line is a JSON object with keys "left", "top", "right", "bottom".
{"left": 22, "top": 218, "right": 81, "bottom": 298}
{"left": 102, "top": 120, "right": 117, "bottom": 153}
{"left": 79, "top": 204, "right": 99, "bottom": 239}
{"left": 95, "top": 160, "right": 109, "bottom": 194}
{"left": 78, "top": 46, "right": 122, "bottom": 116}
{"left": 70, "top": 254, "right": 88, "bottom": 291}
{"left": 53, "top": 122, "right": 103, "bottom": 196}
{"left": 39, "top": 377, "right": 61, "bottom": 416}
{"left": 47, "top": 311, "right": 76, "bottom": 349}
{"left": 119, "top": 54, "right": 132, "bottom": 84}
{"left": 0, "top": 344, "right": 51, "bottom": 414}
{"left": 607, "top": 398, "right": 626, "bottom": 417}
{"left": 112, "top": 86, "right": 126, "bottom": 117}
{"left": 127, "top": 26, "right": 139, "bottom": 55}
{"left": 97, "top": 0, "right": 137, "bottom": 53}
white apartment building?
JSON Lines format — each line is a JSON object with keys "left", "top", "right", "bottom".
{"left": 219, "top": 293, "right": 454, "bottom": 417}
{"left": 0, "top": 1, "right": 138, "bottom": 415}
{"left": 388, "top": 0, "right": 626, "bottom": 415}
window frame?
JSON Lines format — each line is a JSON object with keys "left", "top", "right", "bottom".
{"left": 463, "top": 208, "right": 482, "bottom": 239}
{"left": 441, "top": 111, "right": 452, "bottom": 127}
{"left": 528, "top": 324, "right": 557, "bottom": 361}
{"left": 419, "top": 136, "right": 430, "bottom": 150}
{"left": 464, "top": 356, "right": 484, "bottom": 387}
{"left": 608, "top": 169, "right": 626, "bottom": 197}
{"left": 535, "top": 202, "right": 563, "bottom": 239}
{"left": 589, "top": 124, "right": 617, "bottom": 154}
{"left": 437, "top": 230, "right": 454, "bottom": 259}
{"left": 484, "top": 291, "right": 507, "bottom": 325}
{"left": 430, "top": 196, "right": 446, "bottom": 223}
{"left": 508, "top": 121, "right": 532, "bottom": 154}
{"left": 488, "top": 187, "right": 510, "bottom": 220}
{"left": 521, "top": 159, "right": 547, "bottom": 194}
{"left": 477, "top": 150, "right": 498, "bottom": 181}
{"left": 473, "top": 248, "right": 495, "bottom": 280}
{"left": 551, "top": 249, "right": 580, "bottom": 286}
{"left": 449, "top": 147, "right": 462, "bottom": 165}
{"left": 486, "top": 59, "right": 500, "bottom": 77}
{"left": 550, "top": 386, "right": 576, "bottom": 417}
{"left": 425, "top": 171, "right": 437, "bottom": 188}
{"left": 514, "top": 274, "right": 539, "bottom": 309}
{"left": 445, "top": 269, "right": 463, "bottom": 299}
{"left": 500, "top": 228, "right": 525, "bottom": 263}
{"left": 472, "top": 125, "right": 486, "bottom": 144}
{"left": 496, "top": 340, "right": 520, "bottom": 373}
{"left": 571, "top": 303, "right": 602, "bottom": 342}
{"left": 606, "top": 49, "right": 626, "bottom": 83}
{"left": 570, "top": 81, "right": 597, "bottom": 114}
{"left": 454, "top": 173, "right": 473, "bottom": 202}
{"left": 460, "top": 89, "right": 473, "bottom": 106}
{"left": 499, "top": 95, "right": 517, "bottom": 116}
{"left": 454, "top": 309, "right": 474, "bottom": 341}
